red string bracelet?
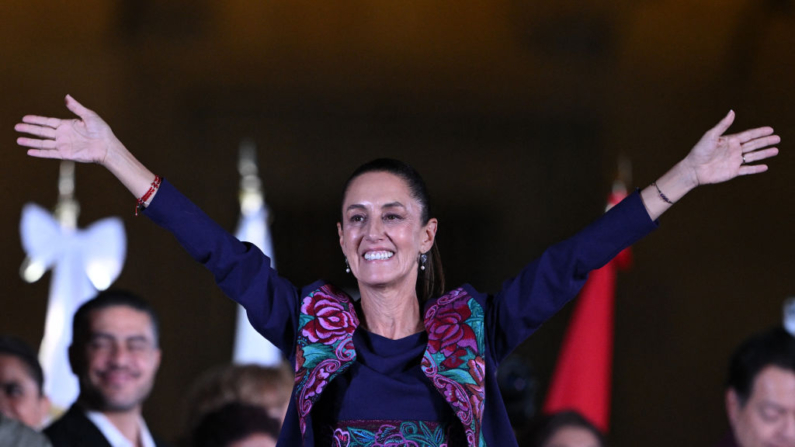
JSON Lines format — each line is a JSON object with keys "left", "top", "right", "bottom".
{"left": 135, "top": 175, "right": 162, "bottom": 216}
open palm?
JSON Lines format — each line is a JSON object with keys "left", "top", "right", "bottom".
{"left": 16, "top": 95, "right": 115, "bottom": 164}
{"left": 685, "top": 111, "right": 780, "bottom": 186}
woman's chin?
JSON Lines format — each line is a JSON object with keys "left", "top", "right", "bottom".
{"left": 356, "top": 273, "right": 411, "bottom": 291}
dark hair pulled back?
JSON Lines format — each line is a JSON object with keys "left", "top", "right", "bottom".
{"left": 341, "top": 158, "right": 445, "bottom": 302}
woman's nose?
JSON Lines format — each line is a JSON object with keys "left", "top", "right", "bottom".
{"left": 365, "top": 218, "right": 384, "bottom": 240}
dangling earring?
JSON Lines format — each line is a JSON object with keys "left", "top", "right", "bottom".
{"left": 345, "top": 258, "right": 351, "bottom": 274}
{"left": 420, "top": 253, "right": 428, "bottom": 271}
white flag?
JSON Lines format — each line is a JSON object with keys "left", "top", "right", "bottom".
{"left": 20, "top": 204, "right": 126, "bottom": 410}
{"left": 233, "top": 203, "right": 282, "bottom": 365}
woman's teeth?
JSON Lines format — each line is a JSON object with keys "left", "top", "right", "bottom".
{"left": 364, "top": 251, "right": 394, "bottom": 261}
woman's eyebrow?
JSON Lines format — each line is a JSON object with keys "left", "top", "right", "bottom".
{"left": 382, "top": 202, "right": 405, "bottom": 210}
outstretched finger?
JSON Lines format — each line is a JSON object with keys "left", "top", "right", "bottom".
{"left": 14, "top": 123, "right": 56, "bottom": 139}
{"left": 26, "top": 148, "right": 63, "bottom": 160}
{"left": 728, "top": 126, "right": 775, "bottom": 144}
{"left": 21, "top": 115, "right": 62, "bottom": 129}
{"left": 17, "top": 137, "right": 56, "bottom": 150}
{"left": 738, "top": 164, "right": 768, "bottom": 176}
{"left": 709, "top": 110, "right": 735, "bottom": 137}
{"left": 744, "top": 147, "right": 779, "bottom": 164}
{"left": 741, "top": 135, "right": 780, "bottom": 153}
{"left": 65, "top": 94, "right": 95, "bottom": 120}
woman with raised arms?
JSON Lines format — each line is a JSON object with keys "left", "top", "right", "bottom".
{"left": 16, "top": 96, "right": 780, "bottom": 446}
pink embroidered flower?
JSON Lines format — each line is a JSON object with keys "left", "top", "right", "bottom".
{"left": 301, "top": 293, "right": 357, "bottom": 345}
{"left": 301, "top": 362, "right": 334, "bottom": 401}
{"left": 440, "top": 380, "right": 470, "bottom": 413}
{"left": 426, "top": 298, "right": 477, "bottom": 356}
{"left": 467, "top": 357, "right": 485, "bottom": 385}
{"left": 333, "top": 428, "right": 350, "bottom": 447}
{"left": 468, "top": 390, "right": 484, "bottom": 422}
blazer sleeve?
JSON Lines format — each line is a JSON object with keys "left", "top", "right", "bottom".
{"left": 143, "top": 179, "right": 300, "bottom": 356}
{"left": 486, "top": 191, "right": 658, "bottom": 363}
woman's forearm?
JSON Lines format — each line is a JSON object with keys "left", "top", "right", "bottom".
{"left": 102, "top": 137, "right": 159, "bottom": 206}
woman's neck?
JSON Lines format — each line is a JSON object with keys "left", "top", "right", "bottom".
{"left": 359, "top": 285, "right": 424, "bottom": 340}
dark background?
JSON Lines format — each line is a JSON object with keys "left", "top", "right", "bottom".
{"left": 1, "top": 1, "right": 794, "bottom": 445}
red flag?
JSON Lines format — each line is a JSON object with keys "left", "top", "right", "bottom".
{"left": 542, "top": 189, "right": 632, "bottom": 433}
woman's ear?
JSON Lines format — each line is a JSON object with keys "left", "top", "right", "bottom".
{"left": 421, "top": 218, "right": 438, "bottom": 252}
{"left": 337, "top": 222, "right": 344, "bottom": 248}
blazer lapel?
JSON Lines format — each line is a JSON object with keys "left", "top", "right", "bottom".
{"left": 293, "top": 284, "right": 359, "bottom": 441}
{"left": 422, "top": 288, "right": 487, "bottom": 447}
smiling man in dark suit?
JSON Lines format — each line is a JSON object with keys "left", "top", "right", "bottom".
{"left": 44, "top": 290, "right": 167, "bottom": 447}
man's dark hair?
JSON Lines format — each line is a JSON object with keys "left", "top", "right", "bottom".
{"left": 71, "top": 289, "right": 160, "bottom": 348}
{"left": 0, "top": 335, "right": 45, "bottom": 395}
{"left": 727, "top": 327, "right": 795, "bottom": 406}
{"left": 191, "top": 402, "right": 280, "bottom": 447}
{"left": 525, "top": 410, "right": 605, "bottom": 447}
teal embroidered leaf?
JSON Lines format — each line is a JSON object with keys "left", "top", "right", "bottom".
{"left": 467, "top": 298, "right": 484, "bottom": 321}
{"left": 458, "top": 349, "right": 476, "bottom": 365}
{"left": 442, "top": 368, "right": 477, "bottom": 386}
{"left": 467, "top": 320, "right": 485, "bottom": 353}
{"left": 300, "top": 343, "right": 334, "bottom": 369}
{"left": 431, "top": 351, "right": 446, "bottom": 367}
{"left": 418, "top": 421, "right": 437, "bottom": 442}
{"left": 298, "top": 313, "right": 314, "bottom": 330}
{"left": 349, "top": 427, "right": 377, "bottom": 445}
{"left": 434, "top": 423, "right": 445, "bottom": 445}
{"left": 379, "top": 424, "right": 399, "bottom": 438}
{"left": 401, "top": 421, "right": 420, "bottom": 436}
{"left": 466, "top": 298, "right": 486, "bottom": 352}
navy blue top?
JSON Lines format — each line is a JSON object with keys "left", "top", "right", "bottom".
{"left": 311, "top": 328, "right": 463, "bottom": 445}
{"left": 144, "top": 179, "right": 658, "bottom": 446}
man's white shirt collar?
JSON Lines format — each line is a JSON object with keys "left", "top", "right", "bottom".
{"left": 85, "top": 410, "right": 155, "bottom": 447}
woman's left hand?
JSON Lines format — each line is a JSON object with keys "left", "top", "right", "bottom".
{"left": 682, "top": 110, "right": 780, "bottom": 186}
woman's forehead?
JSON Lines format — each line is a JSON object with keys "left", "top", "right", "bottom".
{"left": 343, "top": 172, "right": 416, "bottom": 206}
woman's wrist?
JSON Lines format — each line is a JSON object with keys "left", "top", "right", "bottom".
{"left": 102, "top": 138, "right": 157, "bottom": 199}
{"left": 640, "top": 160, "right": 699, "bottom": 221}
{"left": 675, "top": 157, "right": 701, "bottom": 190}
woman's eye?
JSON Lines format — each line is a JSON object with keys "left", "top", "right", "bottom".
{"left": 350, "top": 215, "right": 365, "bottom": 223}
{"left": 384, "top": 214, "right": 402, "bottom": 221}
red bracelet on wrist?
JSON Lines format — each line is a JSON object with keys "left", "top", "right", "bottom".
{"left": 135, "top": 175, "right": 162, "bottom": 216}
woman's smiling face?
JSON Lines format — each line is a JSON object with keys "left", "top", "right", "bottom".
{"left": 338, "top": 171, "right": 436, "bottom": 292}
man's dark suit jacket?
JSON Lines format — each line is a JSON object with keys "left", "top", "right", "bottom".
{"left": 44, "top": 404, "right": 168, "bottom": 447}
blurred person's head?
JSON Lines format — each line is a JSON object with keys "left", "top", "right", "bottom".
{"left": 725, "top": 327, "right": 795, "bottom": 447}
{"left": 526, "top": 410, "right": 605, "bottom": 447}
{"left": 191, "top": 402, "right": 279, "bottom": 447}
{"left": 0, "top": 335, "right": 50, "bottom": 429}
{"left": 69, "top": 290, "right": 162, "bottom": 414}
{"left": 186, "top": 362, "right": 292, "bottom": 431}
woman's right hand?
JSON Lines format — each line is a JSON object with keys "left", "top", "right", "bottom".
{"left": 16, "top": 95, "right": 117, "bottom": 165}
{"left": 16, "top": 95, "right": 157, "bottom": 201}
